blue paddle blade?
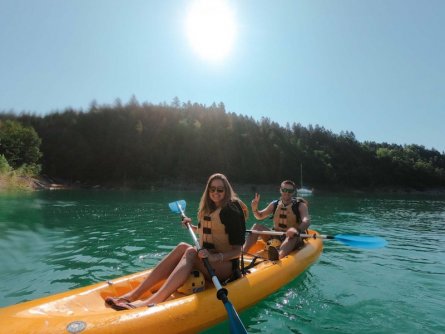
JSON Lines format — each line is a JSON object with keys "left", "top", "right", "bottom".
{"left": 224, "top": 301, "right": 248, "bottom": 334}
{"left": 334, "top": 234, "right": 388, "bottom": 249}
{"left": 168, "top": 200, "right": 186, "bottom": 214}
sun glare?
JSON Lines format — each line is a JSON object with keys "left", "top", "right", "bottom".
{"left": 185, "top": 0, "right": 236, "bottom": 62}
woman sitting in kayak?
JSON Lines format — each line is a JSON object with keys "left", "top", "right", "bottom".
{"left": 105, "top": 173, "right": 247, "bottom": 310}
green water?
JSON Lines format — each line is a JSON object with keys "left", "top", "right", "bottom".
{"left": 0, "top": 190, "right": 444, "bottom": 333}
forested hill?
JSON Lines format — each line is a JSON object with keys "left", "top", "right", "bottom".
{"left": 2, "top": 101, "right": 445, "bottom": 190}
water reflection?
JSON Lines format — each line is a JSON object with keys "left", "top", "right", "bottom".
{"left": 1, "top": 191, "right": 445, "bottom": 333}
{"left": 0, "top": 190, "right": 198, "bottom": 306}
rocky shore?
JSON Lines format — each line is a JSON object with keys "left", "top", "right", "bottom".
{"left": 1, "top": 174, "right": 444, "bottom": 195}
{"left": 0, "top": 175, "right": 82, "bottom": 192}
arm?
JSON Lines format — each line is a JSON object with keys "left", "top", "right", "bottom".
{"left": 182, "top": 217, "right": 198, "bottom": 232}
{"left": 286, "top": 202, "right": 310, "bottom": 238}
{"left": 251, "top": 193, "right": 274, "bottom": 220}
{"left": 298, "top": 202, "right": 310, "bottom": 232}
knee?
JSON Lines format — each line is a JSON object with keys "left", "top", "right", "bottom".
{"left": 249, "top": 224, "right": 268, "bottom": 241}
{"left": 176, "top": 242, "right": 191, "bottom": 251}
{"left": 183, "top": 247, "right": 198, "bottom": 261}
{"left": 252, "top": 223, "right": 269, "bottom": 231}
{"left": 251, "top": 223, "right": 262, "bottom": 230}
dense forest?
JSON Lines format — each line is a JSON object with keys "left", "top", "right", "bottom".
{"left": 1, "top": 98, "right": 445, "bottom": 190}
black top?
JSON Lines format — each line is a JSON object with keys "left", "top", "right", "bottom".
{"left": 219, "top": 201, "right": 246, "bottom": 246}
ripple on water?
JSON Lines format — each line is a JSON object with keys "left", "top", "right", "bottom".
{"left": 2, "top": 192, "right": 445, "bottom": 332}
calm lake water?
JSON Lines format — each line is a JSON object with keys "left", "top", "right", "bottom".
{"left": 0, "top": 189, "right": 444, "bottom": 333}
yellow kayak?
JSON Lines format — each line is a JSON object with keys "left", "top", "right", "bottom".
{"left": 0, "top": 230, "right": 322, "bottom": 334}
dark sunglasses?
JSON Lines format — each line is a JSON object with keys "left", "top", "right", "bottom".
{"left": 209, "top": 186, "right": 225, "bottom": 193}
{"left": 281, "top": 188, "right": 295, "bottom": 193}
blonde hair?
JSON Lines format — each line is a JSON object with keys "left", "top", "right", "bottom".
{"left": 198, "top": 173, "right": 239, "bottom": 219}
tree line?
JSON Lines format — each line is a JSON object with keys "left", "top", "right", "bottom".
{"left": 1, "top": 98, "right": 444, "bottom": 190}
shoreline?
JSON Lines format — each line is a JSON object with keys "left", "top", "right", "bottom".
{"left": 32, "top": 180, "right": 445, "bottom": 196}
{"left": 2, "top": 175, "right": 445, "bottom": 195}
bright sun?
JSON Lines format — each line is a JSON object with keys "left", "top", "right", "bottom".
{"left": 185, "top": 0, "right": 236, "bottom": 62}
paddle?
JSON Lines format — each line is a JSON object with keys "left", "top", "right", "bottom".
{"left": 169, "top": 200, "right": 248, "bottom": 334}
{"left": 247, "top": 230, "right": 387, "bottom": 249}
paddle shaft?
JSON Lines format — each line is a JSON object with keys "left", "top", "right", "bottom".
{"left": 247, "top": 229, "right": 387, "bottom": 249}
{"left": 176, "top": 205, "right": 228, "bottom": 296}
{"left": 172, "top": 200, "right": 248, "bottom": 334}
{"left": 247, "top": 230, "right": 332, "bottom": 239}
{"left": 185, "top": 221, "right": 226, "bottom": 292}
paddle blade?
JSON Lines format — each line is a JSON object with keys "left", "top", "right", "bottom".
{"left": 334, "top": 234, "right": 388, "bottom": 249}
{"left": 224, "top": 301, "right": 248, "bottom": 334}
{"left": 168, "top": 200, "right": 186, "bottom": 214}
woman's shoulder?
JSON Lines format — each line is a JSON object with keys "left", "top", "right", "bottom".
{"left": 221, "top": 199, "right": 246, "bottom": 218}
{"left": 223, "top": 199, "right": 242, "bottom": 212}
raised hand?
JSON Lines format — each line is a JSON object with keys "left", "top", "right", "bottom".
{"left": 251, "top": 193, "right": 260, "bottom": 211}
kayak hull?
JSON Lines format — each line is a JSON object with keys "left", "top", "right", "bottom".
{"left": 0, "top": 230, "right": 323, "bottom": 333}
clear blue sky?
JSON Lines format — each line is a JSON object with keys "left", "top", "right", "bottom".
{"left": 1, "top": 0, "right": 444, "bottom": 152}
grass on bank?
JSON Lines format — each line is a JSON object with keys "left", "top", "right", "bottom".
{"left": 0, "top": 154, "right": 40, "bottom": 191}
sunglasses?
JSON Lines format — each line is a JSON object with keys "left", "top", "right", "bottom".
{"left": 209, "top": 186, "right": 225, "bottom": 193}
{"left": 281, "top": 188, "right": 295, "bottom": 193}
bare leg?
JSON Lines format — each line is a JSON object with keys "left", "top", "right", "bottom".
{"left": 114, "top": 242, "right": 191, "bottom": 301}
{"left": 134, "top": 246, "right": 199, "bottom": 305}
{"left": 243, "top": 223, "right": 270, "bottom": 253}
{"left": 278, "top": 236, "right": 300, "bottom": 258}
{"left": 130, "top": 249, "right": 234, "bottom": 307}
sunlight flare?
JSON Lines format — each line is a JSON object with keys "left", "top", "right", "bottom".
{"left": 185, "top": 0, "right": 237, "bottom": 62}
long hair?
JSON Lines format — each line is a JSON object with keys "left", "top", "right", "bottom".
{"left": 198, "top": 173, "right": 239, "bottom": 219}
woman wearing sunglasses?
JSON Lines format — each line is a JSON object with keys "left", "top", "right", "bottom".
{"left": 243, "top": 180, "right": 310, "bottom": 260}
{"left": 105, "top": 173, "right": 247, "bottom": 310}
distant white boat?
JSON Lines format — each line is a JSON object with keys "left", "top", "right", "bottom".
{"left": 297, "top": 187, "right": 313, "bottom": 195}
{"left": 297, "top": 163, "right": 313, "bottom": 196}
